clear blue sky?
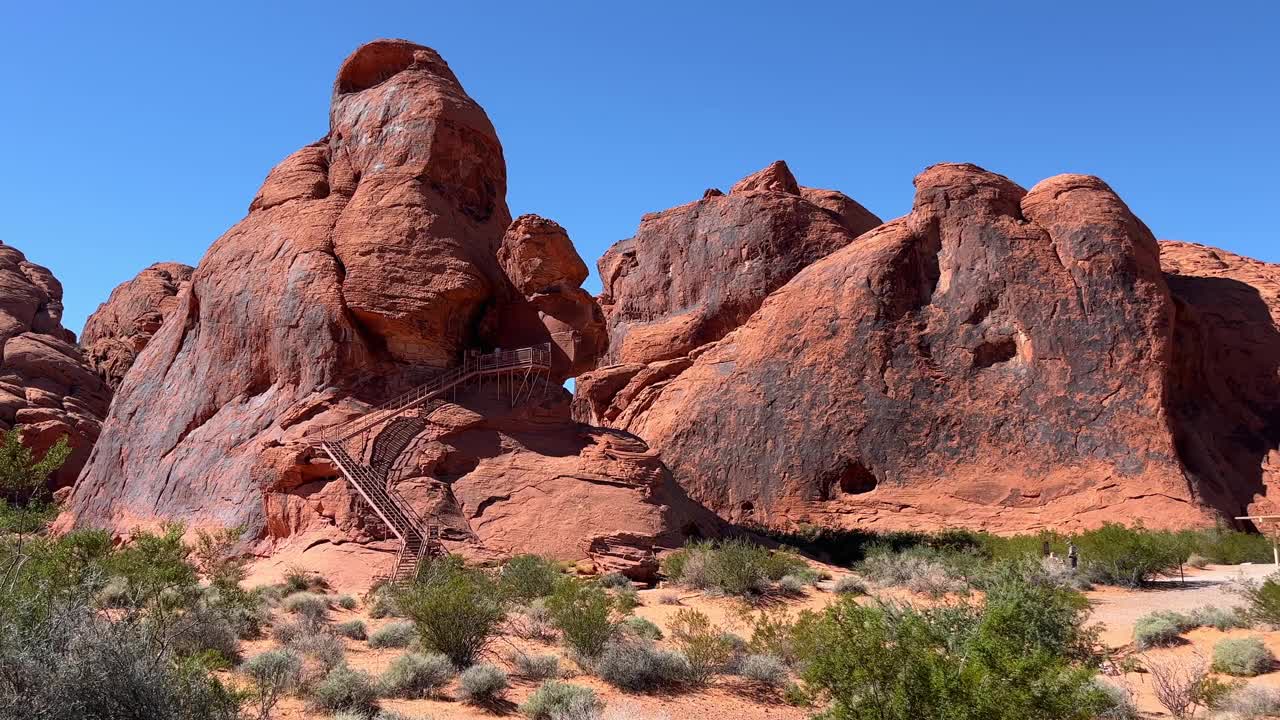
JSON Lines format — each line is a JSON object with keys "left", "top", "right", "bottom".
{"left": 3, "top": 1, "right": 1276, "bottom": 335}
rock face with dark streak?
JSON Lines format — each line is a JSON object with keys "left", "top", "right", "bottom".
{"left": 579, "top": 163, "right": 1280, "bottom": 533}
{"left": 81, "top": 262, "right": 194, "bottom": 389}
{"left": 0, "top": 240, "right": 110, "bottom": 489}
{"left": 63, "top": 40, "right": 712, "bottom": 577}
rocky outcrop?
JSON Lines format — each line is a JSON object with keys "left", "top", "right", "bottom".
{"left": 579, "top": 163, "right": 1280, "bottom": 533}
{"left": 61, "top": 40, "right": 711, "bottom": 577}
{"left": 81, "top": 262, "right": 193, "bottom": 389}
{"left": 1159, "top": 241, "right": 1280, "bottom": 521}
{"left": 0, "top": 241, "right": 109, "bottom": 489}
{"left": 576, "top": 160, "right": 881, "bottom": 426}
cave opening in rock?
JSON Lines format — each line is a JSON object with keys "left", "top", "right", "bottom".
{"left": 820, "top": 460, "right": 878, "bottom": 499}
{"left": 973, "top": 337, "right": 1017, "bottom": 368}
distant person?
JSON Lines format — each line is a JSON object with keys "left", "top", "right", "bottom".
{"left": 1068, "top": 542, "right": 1079, "bottom": 570}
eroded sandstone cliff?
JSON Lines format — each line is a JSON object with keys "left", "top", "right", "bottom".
{"left": 0, "top": 241, "right": 109, "bottom": 489}
{"left": 62, "top": 40, "right": 713, "bottom": 578}
{"left": 579, "top": 163, "right": 1280, "bottom": 534}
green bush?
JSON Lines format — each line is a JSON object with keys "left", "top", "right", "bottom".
{"left": 458, "top": 663, "right": 509, "bottom": 704}
{"left": 663, "top": 539, "right": 809, "bottom": 596}
{"left": 669, "top": 608, "right": 739, "bottom": 684}
{"left": 512, "top": 651, "right": 560, "bottom": 679}
{"left": 1212, "top": 637, "right": 1275, "bottom": 677}
{"left": 499, "top": 554, "right": 562, "bottom": 602}
{"left": 593, "top": 638, "right": 689, "bottom": 690}
{"left": 1133, "top": 613, "right": 1187, "bottom": 649}
{"left": 546, "top": 577, "right": 618, "bottom": 658}
{"left": 1073, "top": 523, "right": 1184, "bottom": 587}
{"left": 778, "top": 574, "right": 807, "bottom": 595}
{"left": 395, "top": 557, "right": 506, "bottom": 666}
{"left": 834, "top": 575, "right": 868, "bottom": 595}
{"left": 306, "top": 664, "right": 378, "bottom": 715}
{"left": 1188, "top": 605, "right": 1251, "bottom": 631}
{"left": 1091, "top": 679, "right": 1139, "bottom": 720}
{"left": 365, "top": 583, "right": 403, "bottom": 619}
{"left": 378, "top": 652, "right": 455, "bottom": 698}
{"left": 622, "top": 615, "right": 664, "bottom": 640}
{"left": 335, "top": 620, "right": 368, "bottom": 640}
{"left": 283, "top": 566, "right": 329, "bottom": 593}
{"left": 1236, "top": 572, "right": 1280, "bottom": 625}
{"left": 597, "top": 572, "right": 633, "bottom": 589}
{"left": 798, "top": 583, "right": 1111, "bottom": 720}
{"left": 368, "top": 621, "right": 416, "bottom": 649}
{"left": 1212, "top": 684, "right": 1280, "bottom": 718}
{"left": 242, "top": 649, "right": 303, "bottom": 720}
{"left": 520, "top": 681, "right": 601, "bottom": 720}
{"left": 336, "top": 594, "right": 358, "bottom": 610}
{"left": 282, "top": 591, "right": 330, "bottom": 624}
{"left": 857, "top": 547, "right": 971, "bottom": 597}
{"left": 511, "top": 598, "right": 558, "bottom": 642}
{"left": 740, "top": 654, "right": 789, "bottom": 688}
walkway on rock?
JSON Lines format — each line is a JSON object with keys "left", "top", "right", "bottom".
{"left": 316, "top": 343, "right": 554, "bottom": 585}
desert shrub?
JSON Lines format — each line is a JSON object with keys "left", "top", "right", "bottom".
{"left": 306, "top": 663, "right": 378, "bottom": 715}
{"left": 1090, "top": 679, "right": 1139, "bottom": 720}
{"left": 336, "top": 594, "right": 358, "bottom": 610}
{"left": 743, "top": 607, "right": 821, "bottom": 666}
{"left": 242, "top": 648, "right": 303, "bottom": 720}
{"left": 655, "top": 591, "right": 681, "bottom": 605}
{"left": 1073, "top": 523, "right": 1184, "bottom": 587}
{"left": 547, "top": 577, "right": 619, "bottom": 658}
{"left": 378, "top": 652, "right": 455, "bottom": 698}
{"left": 283, "top": 565, "right": 329, "bottom": 593}
{"left": 834, "top": 575, "right": 867, "bottom": 595}
{"left": 499, "top": 554, "right": 562, "bottom": 602}
{"left": 368, "top": 620, "right": 416, "bottom": 649}
{"left": 1236, "top": 572, "right": 1280, "bottom": 626}
{"left": 663, "top": 539, "right": 808, "bottom": 596}
{"left": 593, "top": 638, "right": 689, "bottom": 690}
{"left": 1145, "top": 653, "right": 1209, "bottom": 719}
{"left": 858, "top": 547, "right": 969, "bottom": 597}
{"left": 282, "top": 591, "right": 331, "bottom": 624}
{"left": 1186, "top": 553, "right": 1211, "bottom": 569}
{"left": 1212, "top": 636, "right": 1275, "bottom": 676}
{"left": 778, "top": 574, "right": 807, "bottom": 595}
{"left": 799, "top": 585, "right": 1110, "bottom": 720}
{"left": 1213, "top": 684, "right": 1280, "bottom": 718}
{"left": 612, "top": 586, "right": 640, "bottom": 613}
{"left": 622, "top": 615, "right": 664, "bottom": 640}
{"left": 668, "top": 608, "right": 738, "bottom": 684}
{"left": 597, "top": 572, "right": 632, "bottom": 589}
{"left": 0, "top": 598, "right": 242, "bottom": 720}
{"left": 520, "top": 681, "right": 602, "bottom": 720}
{"left": 1133, "top": 612, "right": 1188, "bottom": 649}
{"left": 168, "top": 603, "right": 242, "bottom": 665}
{"left": 513, "top": 651, "right": 561, "bottom": 679}
{"left": 458, "top": 663, "right": 509, "bottom": 704}
{"left": 1188, "top": 525, "right": 1274, "bottom": 565}
{"left": 1037, "top": 556, "right": 1094, "bottom": 591}
{"left": 335, "top": 620, "right": 368, "bottom": 640}
{"left": 1188, "top": 604, "right": 1251, "bottom": 631}
{"left": 396, "top": 557, "right": 506, "bottom": 667}
{"left": 365, "top": 583, "right": 403, "bottom": 619}
{"left": 271, "top": 619, "right": 307, "bottom": 645}
{"left": 512, "top": 598, "right": 558, "bottom": 642}
{"left": 739, "top": 654, "right": 789, "bottom": 688}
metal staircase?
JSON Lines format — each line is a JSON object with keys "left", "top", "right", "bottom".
{"left": 316, "top": 343, "right": 554, "bottom": 585}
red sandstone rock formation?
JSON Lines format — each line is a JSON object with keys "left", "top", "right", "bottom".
{"left": 81, "top": 262, "right": 193, "bottom": 389}
{"left": 63, "top": 40, "right": 712, "bottom": 577}
{"left": 579, "top": 163, "right": 1280, "bottom": 534}
{"left": 575, "top": 160, "right": 881, "bottom": 426}
{"left": 0, "top": 241, "right": 109, "bottom": 489}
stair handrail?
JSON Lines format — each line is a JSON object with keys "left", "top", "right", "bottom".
{"left": 322, "top": 343, "right": 553, "bottom": 444}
